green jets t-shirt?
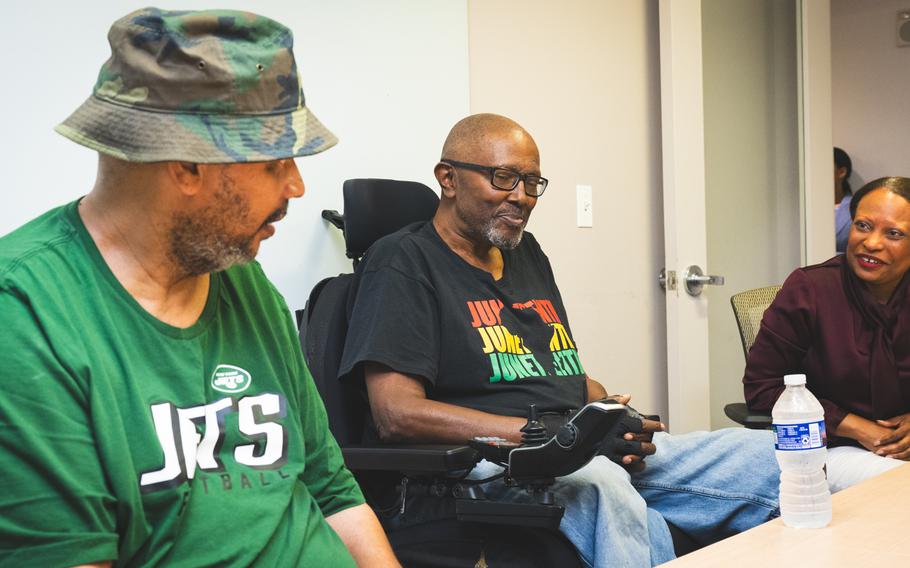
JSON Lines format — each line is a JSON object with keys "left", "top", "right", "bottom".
{"left": 0, "top": 201, "right": 363, "bottom": 566}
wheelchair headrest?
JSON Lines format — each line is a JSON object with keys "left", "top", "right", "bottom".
{"left": 342, "top": 178, "right": 439, "bottom": 260}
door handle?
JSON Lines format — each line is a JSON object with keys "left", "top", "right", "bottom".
{"left": 683, "top": 265, "right": 724, "bottom": 296}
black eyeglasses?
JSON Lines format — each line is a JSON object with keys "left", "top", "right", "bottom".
{"left": 441, "top": 160, "right": 548, "bottom": 197}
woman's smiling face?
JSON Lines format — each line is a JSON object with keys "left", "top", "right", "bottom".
{"left": 846, "top": 187, "right": 910, "bottom": 302}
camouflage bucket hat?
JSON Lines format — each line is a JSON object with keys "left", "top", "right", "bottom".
{"left": 56, "top": 7, "right": 337, "bottom": 163}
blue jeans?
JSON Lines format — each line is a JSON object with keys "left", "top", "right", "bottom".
{"left": 470, "top": 428, "right": 780, "bottom": 567}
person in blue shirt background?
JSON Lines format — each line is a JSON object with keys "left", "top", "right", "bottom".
{"left": 835, "top": 147, "right": 853, "bottom": 253}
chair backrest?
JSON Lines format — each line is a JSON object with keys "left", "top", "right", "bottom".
{"left": 301, "top": 179, "right": 440, "bottom": 445}
{"left": 302, "top": 273, "right": 364, "bottom": 445}
{"left": 729, "top": 284, "right": 783, "bottom": 361}
{"left": 342, "top": 178, "right": 440, "bottom": 262}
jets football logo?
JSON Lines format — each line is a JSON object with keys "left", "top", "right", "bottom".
{"left": 211, "top": 364, "right": 251, "bottom": 394}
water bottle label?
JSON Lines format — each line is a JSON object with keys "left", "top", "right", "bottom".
{"left": 774, "top": 420, "right": 827, "bottom": 450}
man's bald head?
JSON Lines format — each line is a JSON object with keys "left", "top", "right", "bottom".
{"left": 440, "top": 113, "right": 536, "bottom": 162}
{"left": 434, "top": 114, "right": 541, "bottom": 252}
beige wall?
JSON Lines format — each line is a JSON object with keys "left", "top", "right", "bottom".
{"left": 832, "top": 0, "right": 910, "bottom": 182}
{"left": 468, "top": 0, "right": 668, "bottom": 416}
{"left": 702, "top": 0, "right": 802, "bottom": 427}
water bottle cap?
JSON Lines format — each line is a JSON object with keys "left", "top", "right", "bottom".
{"left": 784, "top": 374, "right": 807, "bottom": 386}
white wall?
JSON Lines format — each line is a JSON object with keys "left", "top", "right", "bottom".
{"left": 831, "top": 0, "right": 910, "bottom": 184}
{"left": 0, "top": 1, "right": 469, "bottom": 312}
{"left": 468, "top": 0, "right": 668, "bottom": 417}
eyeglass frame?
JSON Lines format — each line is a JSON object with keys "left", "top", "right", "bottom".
{"left": 440, "top": 159, "right": 548, "bottom": 197}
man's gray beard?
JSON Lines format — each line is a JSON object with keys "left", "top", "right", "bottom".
{"left": 167, "top": 169, "right": 258, "bottom": 277}
{"left": 168, "top": 215, "right": 256, "bottom": 276}
{"left": 483, "top": 220, "right": 524, "bottom": 250}
{"left": 170, "top": 217, "right": 256, "bottom": 276}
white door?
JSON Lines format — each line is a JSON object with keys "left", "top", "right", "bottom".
{"left": 658, "top": 0, "right": 834, "bottom": 433}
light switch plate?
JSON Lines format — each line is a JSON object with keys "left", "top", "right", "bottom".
{"left": 577, "top": 185, "right": 593, "bottom": 227}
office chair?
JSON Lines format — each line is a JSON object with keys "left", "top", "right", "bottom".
{"left": 723, "top": 285, "right": 782, "bottom": 429}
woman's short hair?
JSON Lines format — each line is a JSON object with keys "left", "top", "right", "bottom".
{"left": 849, "top": 176, "right": 910, "bottom": 219}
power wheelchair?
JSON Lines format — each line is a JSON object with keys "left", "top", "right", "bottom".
{"left": 297, "top": 178, "right": 697, "bottom": 566}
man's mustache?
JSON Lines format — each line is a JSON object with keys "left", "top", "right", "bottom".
{"left": 497, "top": 204, "right": 529, "bottom": 220}
{"left": 263, "top": 204, "right": 288, "bottom": 226}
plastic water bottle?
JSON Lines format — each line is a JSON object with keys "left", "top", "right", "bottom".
{"left": 772, "top": 373, "right": 832, "bottom": 528}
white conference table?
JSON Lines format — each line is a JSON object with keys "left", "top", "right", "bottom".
{"left": 660, "top": 462, "right": 910, "bottom": 567}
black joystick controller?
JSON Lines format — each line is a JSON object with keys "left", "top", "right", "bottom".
{"left": 520, "top": 404, "right": 549, "bottom": 446}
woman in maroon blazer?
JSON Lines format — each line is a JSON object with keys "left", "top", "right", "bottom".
{"left": 745, "top": 176, "right": 910, "bottom": 492}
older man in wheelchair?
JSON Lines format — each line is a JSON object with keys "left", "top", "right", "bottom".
{"left": 305, "top": 114, "right": 780, "bottom": 567}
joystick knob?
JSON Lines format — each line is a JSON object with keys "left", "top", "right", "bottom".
{"left": 520, "top": 404, "right": 549, "bottom": 446}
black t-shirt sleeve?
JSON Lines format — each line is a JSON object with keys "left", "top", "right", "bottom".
{"left": 340, "top": 264, "right": 441, "bottom": 384}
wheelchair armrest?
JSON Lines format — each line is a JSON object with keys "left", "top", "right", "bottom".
{"left": 508, "top": 401, "right": 626, "bottom": 481}
{"left": 344, "top": 445, "right": 564, "bottom": 530}
{"left": 342, "top": 444, "right": 481, "bottom": 474}
{"left": 724, "top": 403, "right": 772, "bottom": 429}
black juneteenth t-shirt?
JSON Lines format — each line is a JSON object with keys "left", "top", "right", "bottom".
{"left": 340, "top": 221, "right": 587, "bottom": 419}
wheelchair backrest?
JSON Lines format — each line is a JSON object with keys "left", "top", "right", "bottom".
{"left": 342, "top": 178, "right": 440, "bottom": 262}
{"left": 300, "top": 178, "right": 440, "bottom": 445}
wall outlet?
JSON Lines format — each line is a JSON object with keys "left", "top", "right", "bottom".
{"left": 577, "top": 185, "right": 593, "bottom": 227}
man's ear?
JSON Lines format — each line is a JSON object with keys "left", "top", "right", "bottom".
{"left": 166, "top": 161, "right": 204, "bottom": 196}
{"left": 434, "top": 161, "right": 457, "bottom": 199}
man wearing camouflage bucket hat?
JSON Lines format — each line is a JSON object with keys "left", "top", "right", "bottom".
{"left": 57, "top": 7, "right": 338, "bottom": 162}
{"left": 0, "top": 7, "right": 399, "bottom": 567}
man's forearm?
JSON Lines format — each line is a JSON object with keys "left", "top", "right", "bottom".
{"left": 366, "top": 365, "right": 527, "bottom": 444}
{"left": 374, "top": 396, "right": 526, "bottom": 444}
{"left": 326, "top": 503, "right": 400, "bottom": 567}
